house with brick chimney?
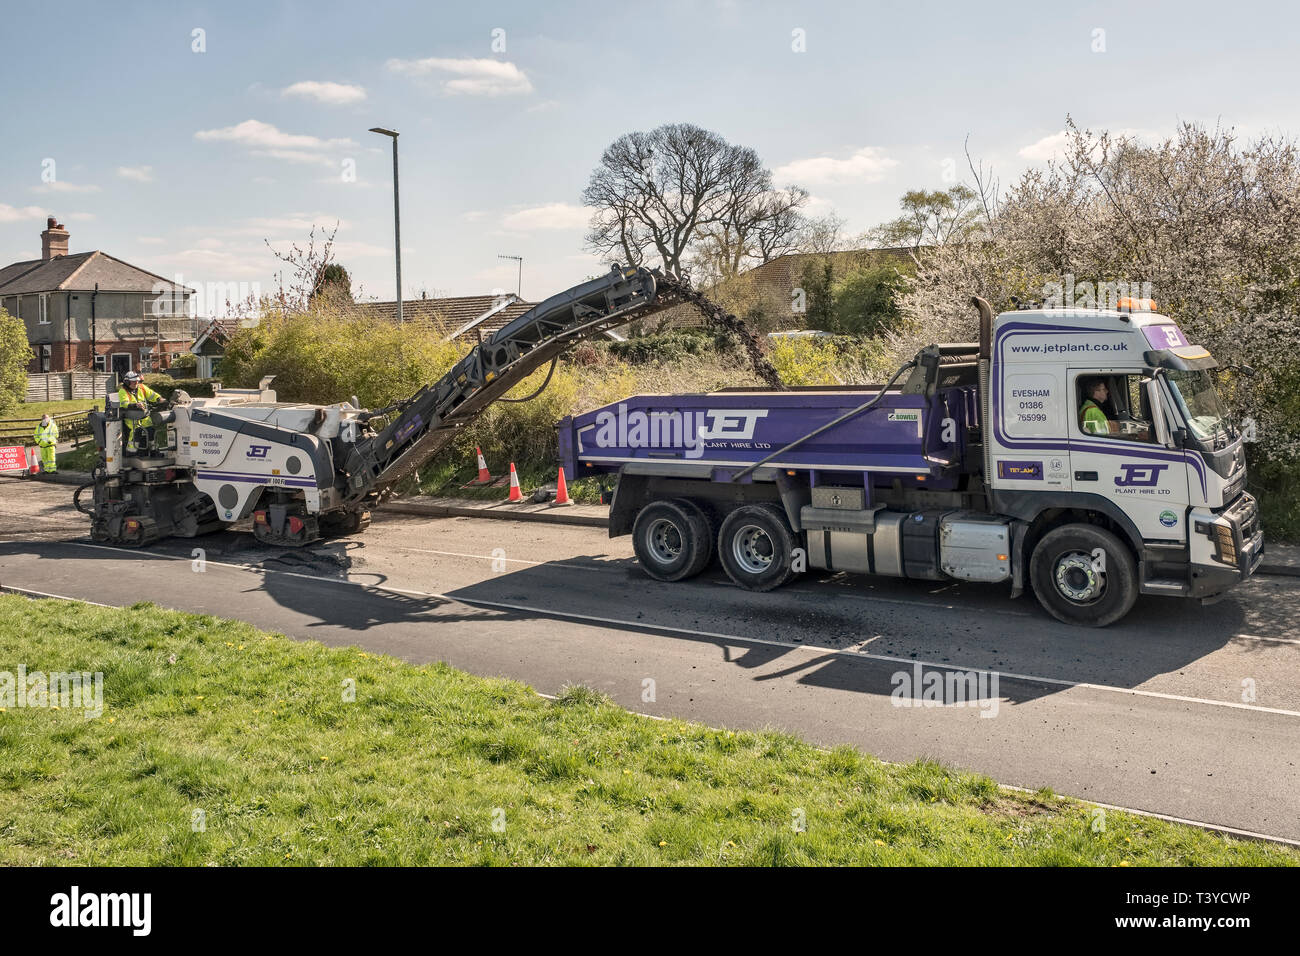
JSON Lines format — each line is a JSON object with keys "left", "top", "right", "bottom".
{"left": 0, "top": 218, "right": 195, "bottom": 375}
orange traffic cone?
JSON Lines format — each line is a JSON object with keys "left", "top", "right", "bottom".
{"left": 553, "top": 466, "right": 573, "bottom": 506}
{"left": 27, "top": 446, "right": 39, "bottom": 476}
{"left": 507, "top": 462, "right": 523, "bottom": 502}
{"left": 473, "top": 445, "right": 492, "bottom": 484}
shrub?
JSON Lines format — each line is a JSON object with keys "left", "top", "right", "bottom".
{"left": 0, "top": 307, "right": 32, "bottom": 416}
{"left": 827, "top": 264, "right": 906, "bottom": 335}
{"left": 142, "top": 375, "right": 215, "bottom": 400}
{"left": 769, "top": 336, "right": 899, "bottom": 386}
{"left": 219, "top": 312, "right": 464, "bottom": 408}
{"left": 605, "top": 328, "right": 721, "bottom": 365}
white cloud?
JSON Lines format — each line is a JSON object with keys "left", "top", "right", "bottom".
{"left": 1018, "top": 131, "right": 1069, "bottom": 162}
{"left": 774, "top": 146, "right": 898, "bottom": 185}
{"left": 282, "top": 80, "right": 367, "bottom": 106}
{"left": 194, "top": 120, "right": 356, "bottom": 166}
{"left": 0, "top": 203, "right": 48, "bottom": 222}
{"left": 386, "top": 57, "right": 534, "bottom": 96}
{"left": 1018, "top": 127, "right": 1161, "bottom": 164}
{"left": 237, "top": 215, "right": 345, "bottom": 235}
{"left": 117, "top": 165, "right": 154, "bottom": 183}
{"left": 461, "top": 210, "right": 488, "bottom": 222}
{"left": 30, "top": 180, "right": 100, "bottom": 194}
{"left": 501, "top": 203, "right": 589, "bottom": 232}
{"left": 330, "top": 240, "right": 396, "bottom": 258}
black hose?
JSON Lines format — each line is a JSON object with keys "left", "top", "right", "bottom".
{"left": 73, "top": 482, "right": 95, "bottom": 515}
{"left": 497, "top": 357, "right": 558, "bottom": 403}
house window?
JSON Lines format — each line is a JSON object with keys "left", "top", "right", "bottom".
{"left": 93, "top": 354, "right": 106, "bottom": 372}
{"left": 38, "top": 294, "right": 49, "bottom": 324}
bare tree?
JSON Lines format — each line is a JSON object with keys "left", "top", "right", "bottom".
{"left": 583, "top": 123, "right": 804, "bottom": 279}
{"left": 796, "top": 212, "right": 849, "bottom": 255}
{"left": 265, "top": 222, "right": 339, "bottom": 315}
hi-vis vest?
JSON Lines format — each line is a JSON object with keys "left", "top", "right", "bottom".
{"left": 118, "top": 383, "right": 162, "bottom": 411}
{"left": 33, "top": 419, "right": 59, "bottom": 445}
{"left": 1080, "top": 398, "right": 1109, "bottom": 435}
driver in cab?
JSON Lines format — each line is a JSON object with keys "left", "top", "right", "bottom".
{"left": 1079, "top": 378, "right": 1150, "bottom": 441}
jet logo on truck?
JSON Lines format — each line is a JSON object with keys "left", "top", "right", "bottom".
{"left": 246, "top": 445, "right": 271, "bottom": 459}
{"left": 698, "top": 409, "right": 769, "bottom": 440}
{"left": 1115, "top": 463, "right": 1168, "bottom": 487}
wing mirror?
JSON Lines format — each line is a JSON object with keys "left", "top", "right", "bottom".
{"left": 1144, "top": 379, "right": 1174, "bottom": 448}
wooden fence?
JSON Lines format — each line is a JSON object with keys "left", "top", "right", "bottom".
{"left": 0, "top": 409, "right": 94, "bottom": 447}
{"left": 26, "top": 371, "right": 113, "bottom": 402}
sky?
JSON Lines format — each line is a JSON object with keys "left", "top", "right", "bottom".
{"left": 2, "top": 0, "right": 1298, "bottom": 313}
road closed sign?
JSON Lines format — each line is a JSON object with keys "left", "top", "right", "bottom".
{"left": 0, "top": 445, "right": 27, "bottom": 472}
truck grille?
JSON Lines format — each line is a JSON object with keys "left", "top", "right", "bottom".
{"left": 1223, "top": 472, "right": 1245, "bottom": 504}
{"left": 1228, "top": 493, "right": 1261, "bottom": 547}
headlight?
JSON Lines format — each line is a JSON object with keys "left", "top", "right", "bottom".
{"left": 1212, "top": 523, "right": 1237, "bottom": 566}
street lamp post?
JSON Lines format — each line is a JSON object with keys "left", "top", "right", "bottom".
{"left": 497, "top": 254, "right": 523, "bottom": 297}
{"left": 369, "top": 127, "right": 402, "bottom": 324}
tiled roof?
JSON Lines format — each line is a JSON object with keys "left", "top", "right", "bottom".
{"left": 0, "top": 250, "right": 193, "bottom": 296}
{"left": 351, "top": 294, "right": 538, "bottom": 339}
{"left": 0, "top": 258, "right": 43, "bottom": 289}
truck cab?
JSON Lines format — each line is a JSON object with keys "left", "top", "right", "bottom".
{"left": 988, "top": 300, "right": 1261, "bottom": 611}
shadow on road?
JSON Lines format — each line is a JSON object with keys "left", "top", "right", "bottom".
{"left": 3, "top": 536, "right": 1285, "bottom": 714}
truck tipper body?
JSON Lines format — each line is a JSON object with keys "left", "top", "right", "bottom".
{"left": 560, "top": 298, "right": 1262, "bottom": 626}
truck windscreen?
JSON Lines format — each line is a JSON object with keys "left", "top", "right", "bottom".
{"left": 1166, "top": 368, "right": 1230, "bottom": 444}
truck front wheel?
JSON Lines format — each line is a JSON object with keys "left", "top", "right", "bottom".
{"left": 632, "top": 499, "right": 712, "bottom": 582}
{"left": 717, "top": 504, "right": 798, "bottom": 592}
{"left": 1029, "top": 523, "right": 1138, "bottom": 627}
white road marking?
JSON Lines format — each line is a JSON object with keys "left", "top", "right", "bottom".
{"left": 1229, "top": 633, "right": 1300, "bottom": 647}
{"left": 42, "top": 540, "right": 1300, "bottom": 720}
{"left": 389, "top": 545, "right": 622, "bottom": 573}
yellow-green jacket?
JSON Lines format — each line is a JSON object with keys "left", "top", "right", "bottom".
{"left": 33, "top": 419, "right": 59, "bottom": 446}
{"left": 1080, "top": 398, "right": 1109, "bottom": 435}
{"left": 118, "top": 383, "right": 163, "bottom": 413}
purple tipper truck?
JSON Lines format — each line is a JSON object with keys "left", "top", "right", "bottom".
{"left": 560, "top": 295, "right": 1260, "bottom": 626}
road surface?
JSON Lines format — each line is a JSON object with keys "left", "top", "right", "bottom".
{"left": 1, "top": 478, "right": 1297, "bottom": 841}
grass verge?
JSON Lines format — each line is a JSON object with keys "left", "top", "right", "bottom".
{"left": 0, "top": 595, "right": 1293, "bottom": 866}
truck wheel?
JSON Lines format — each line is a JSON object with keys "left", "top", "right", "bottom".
{"left": 671, "top": 498, "right": 715, "bottom": 569}
{"left": 717, "top": 504, "right": 797, "bottom": 592}
{"left": 632, "top": 500, "right": 711, "bottom": 582}
{"left": 1030, "top": 523, "right": 1137, "bottom": 627}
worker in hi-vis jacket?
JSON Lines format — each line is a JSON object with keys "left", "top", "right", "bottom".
{"left": 32, "top": 413, "right": 59, "bottom": 474}
{"left": 118, "top": 371, "right": 164, "bottom": 454}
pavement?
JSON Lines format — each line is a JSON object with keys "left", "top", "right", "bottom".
{"left": 1, "top": 476, "right": 1298, "bottom": 843}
